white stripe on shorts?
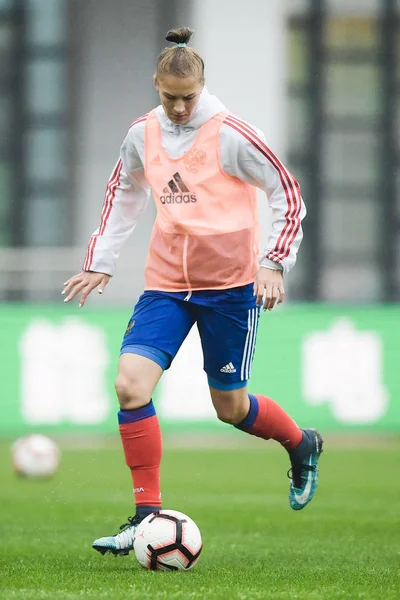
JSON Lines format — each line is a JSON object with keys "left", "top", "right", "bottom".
{"left": 240, "top": 308, "right": 257, "bottom": 380}
{"left": 247, "top": 308, "right": 258, "bottom": 380}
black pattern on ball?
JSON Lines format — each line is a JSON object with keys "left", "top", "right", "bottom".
{"left": 146, "top": 512, "right": 203, "bottom": 570}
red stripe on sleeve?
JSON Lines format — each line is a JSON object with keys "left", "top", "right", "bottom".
{"left": 83, "top": 114, "right": 148, "bottom": 272}
{"left": 83, "top": 159, "right": 123, "bottom": 271}
{"left": 225, "top": 116, "right": 302, "bottom": 262}
{"left": 129, "top": 114, "right": 149, "bottom": 129}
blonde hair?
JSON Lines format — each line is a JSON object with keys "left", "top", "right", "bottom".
{"left": 156, "top": 27, "right": 205, "bottom": 83}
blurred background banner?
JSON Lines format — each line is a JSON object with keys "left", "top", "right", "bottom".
{"left": 1, "top": 304, "right": 399, "bottom": 435}
{"left": 1, "top": 0, "right": 400, "bottom": 435}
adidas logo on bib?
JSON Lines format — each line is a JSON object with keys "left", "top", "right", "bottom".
{"left": 160, "top": 172, "right": 197, "bottom": 204}
{"left": 220, "top": 362, "right": 236, "bottom": 374}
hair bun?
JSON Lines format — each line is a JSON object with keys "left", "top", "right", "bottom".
{"left": 165, "top": 27, "right": 194, "bottom": 46}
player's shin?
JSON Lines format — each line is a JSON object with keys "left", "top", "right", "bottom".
{"left": 118, "top": 401, "right": 162, "bottom": 518}
{"left": 234, "top": 393, "right": 302, "bottom": 450}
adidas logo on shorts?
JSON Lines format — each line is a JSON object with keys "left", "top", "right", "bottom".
{"left": 160, "top": 172, "right": 197, "bottom": 204}
{"left": 220, "top": 362, "right": 236, "bottom": 374}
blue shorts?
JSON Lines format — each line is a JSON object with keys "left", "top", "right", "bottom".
{"left": 121, "top": 284, "right": 260, "bottom": 390}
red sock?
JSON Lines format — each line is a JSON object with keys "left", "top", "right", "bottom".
{"left": 236, "top": 394, "right": 302, "bottom": 450}
{"left": 118, "top": 405, "right": 162, "bottom": 506}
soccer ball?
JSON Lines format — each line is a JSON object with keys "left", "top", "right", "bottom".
{"left": 11, "top": 434, "right": 60, "bottom": 478}
{"left": 134, "top": 509, "right": 202, "bottom": 571}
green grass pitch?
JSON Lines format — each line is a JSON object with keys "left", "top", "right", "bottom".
{"left": 1, "top": 438, "right": 399, "bottom": 599}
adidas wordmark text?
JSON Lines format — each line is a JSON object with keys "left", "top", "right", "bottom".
{"left": 160, "top": 172, "right": 197, "bottom": 204}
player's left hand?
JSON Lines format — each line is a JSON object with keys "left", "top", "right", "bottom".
{"left": 254, "top": 268, "right": 285, "bottom": 311}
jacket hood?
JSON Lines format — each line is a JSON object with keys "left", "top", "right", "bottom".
{"left": 156, "top": 86, "right": 226, "bottom": 134}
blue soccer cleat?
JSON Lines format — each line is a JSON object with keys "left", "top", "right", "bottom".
{"left": 287, "top": 428, "right": 324, "bottom": 510}
{"left": 92, "top": 515, "right": 142, "bottom": 556}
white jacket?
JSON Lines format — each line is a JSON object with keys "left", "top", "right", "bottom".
{"left": 83, "top": 87, "right": 306, "bottom": 278}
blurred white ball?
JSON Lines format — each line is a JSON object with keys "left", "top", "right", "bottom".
{"left": 11, "top": 434, "right": 60, "bottom": 478}
{"left": 134, "top": 509, "right": 202, "bottom": 571}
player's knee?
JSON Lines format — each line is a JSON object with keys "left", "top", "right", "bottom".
{"left": 115, "top": 373, "right": 150, "bottom": 410}
{"left": 215, "top": 404, "right": 246, "bottom": 425}
{"left": 211, "top": 387, "right": 249, "bottom": 425}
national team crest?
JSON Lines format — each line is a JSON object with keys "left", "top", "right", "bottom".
{"left": 124, "top": 319, "right": 135, "bottom": 336}
{"left": 183, "top": 148, "right": 207, "bottom": 173}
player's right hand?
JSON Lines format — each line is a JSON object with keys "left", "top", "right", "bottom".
{"left": 62, "top": 271, "right": 111, "bottom": 307}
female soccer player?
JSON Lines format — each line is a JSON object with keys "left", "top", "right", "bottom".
{"left": 63, "top": 27, "right": 323, "bottom": 556}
